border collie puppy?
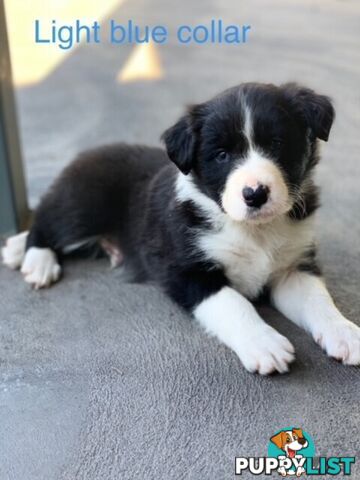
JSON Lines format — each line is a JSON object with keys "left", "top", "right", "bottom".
{"left": 3, "top": 82, "right": 360, "bottom": 374}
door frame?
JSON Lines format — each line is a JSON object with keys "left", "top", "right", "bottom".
{"left": 0, "top": 0, "right": 29, "bottom": 235}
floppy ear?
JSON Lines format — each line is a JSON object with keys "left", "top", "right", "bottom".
{"left": 161, "top": 113, "right": 195, "bottom": 175}
{"left": 282, "top": 83, "right": 335, "bottom": 142}
{"left": 293, "top": 428, "right": 304, "bottom": 439}
{"left": 161, "top": 103, "right": 205, "bottom": 174}
{"left": 270, "top": 431, "right": 286, "bottom": 450}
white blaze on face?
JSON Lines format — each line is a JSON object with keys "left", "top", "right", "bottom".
{"left": 284, "top": 431, "right": 308, "bottom": 458}
{"left": 221, "top": 150, "right": 290, "bottom": 223}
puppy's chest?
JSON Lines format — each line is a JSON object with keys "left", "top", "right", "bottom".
{"left": 198, "top": 218, "right": 314, "bottom": 298}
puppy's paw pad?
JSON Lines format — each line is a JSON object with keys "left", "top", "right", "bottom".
{"left": 238, "top": 327, "right": 295, "bottom": 375}
{"left": 315, "top": 319, "right": 360, "bottom": 365}
{"left": 1, "top": 231, "right": 29, "bottom": 269}
{"left": 21, "top": 247, "right": 61, "bottom": 289}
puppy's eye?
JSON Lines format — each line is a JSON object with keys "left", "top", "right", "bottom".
{"left": 216, "top": 151, "right": 229, "bottom": 164}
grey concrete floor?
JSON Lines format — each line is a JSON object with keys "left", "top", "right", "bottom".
{"left": 1, "top": 0, "right": 360, "bottom": 479}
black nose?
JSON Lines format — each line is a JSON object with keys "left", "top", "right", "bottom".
{"left": 298, "top": 437, "right": 306, "bottom": 445}
{"left": 242, "top": 184, "right": 269, "bottom": 208}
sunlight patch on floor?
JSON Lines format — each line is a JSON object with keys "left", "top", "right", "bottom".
{"left": 117, "top": 42, "right": 163, "bottom": 83}
{"left": 4, "top": 0, "right": 122, "bottom": 86}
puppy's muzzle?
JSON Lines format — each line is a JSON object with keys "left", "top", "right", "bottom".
{"left": 221, "top": 153, "right": 291, "bottom": 222}
{"left": 242, "top": 184, "right": 269, "bottom": 208}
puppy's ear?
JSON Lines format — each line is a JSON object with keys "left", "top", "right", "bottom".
{"left": 293, "top": 428, "right": 304, "bottom": 439}
{"left": 161, "top": 105, "right": 203, "bottom": 175}
{"left": 270, "top": 431, "right": 286, "bottom": 450}
{"left": 161, "top": 115, "right": 194, "bottom": 174}
{"left": 282, "top": 83, "right": 335, "bottom": 142}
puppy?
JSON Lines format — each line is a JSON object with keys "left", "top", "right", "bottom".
{"left": 3, "top": 82, "right": 360, "bottom": 374}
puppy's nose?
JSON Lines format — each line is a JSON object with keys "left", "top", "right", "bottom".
{"left": 242, "top": 184, "right": 269, "bottom": 208}
{"left": 298, "top": 437, "right": 307, "bottom": 446}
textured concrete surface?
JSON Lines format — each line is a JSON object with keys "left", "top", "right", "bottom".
{"left": 1, "top": 0, "right": 360, "bottom": 479}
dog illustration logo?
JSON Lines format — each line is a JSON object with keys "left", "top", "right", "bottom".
{"left": 236, "top": 428, "right": 355, "bottom": 476}
{"left": 269, "top": 428, "right": 310, "bottom": 477}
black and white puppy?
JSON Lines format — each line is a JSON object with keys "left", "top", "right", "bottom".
{"left": 3, "top": 82, "right": 360, "bottom": 374}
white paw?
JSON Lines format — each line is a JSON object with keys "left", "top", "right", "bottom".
{"left": 21, "top": 247, "right": 61, "bottom": 289}
{"left": 313, "top": 318, "right": 360, "bottom": 365}
{"left": 236, "top": 325, "right": 295, "bottom": 375}
{"left": 1, "top": 231, "right": 28, "bottom": 269}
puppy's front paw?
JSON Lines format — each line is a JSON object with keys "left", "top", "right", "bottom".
{"left": 237, "top": 326, "right": 295, "bottom": 375}
{"left": 314, "top": 318, "right": 360, "bottom": 365}
{"left": 21, "top": 247, "right": 61, "bottom": 289}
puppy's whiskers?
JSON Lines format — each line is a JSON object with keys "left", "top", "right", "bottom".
{"left": 288, "top": 184, "right": 307, "bottom": 218}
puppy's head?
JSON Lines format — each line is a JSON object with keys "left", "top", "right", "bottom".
{"left": 270, "top": 428, "right": 308, "bottom": 458}
{"left": 162, "top": 82, "right": 334, "bottom": 223}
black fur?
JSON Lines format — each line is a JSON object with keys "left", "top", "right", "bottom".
{"left": 27, "top": 83, "right": 333, "bottom": 309}
{"left": 26, "top": 144, "right": 168, "bottom": 259}
{"left": 297, "top": 247, "right": 322, "bottom": 276}
{"left": 288, "top": 183, "right": 320, "bottom": 221}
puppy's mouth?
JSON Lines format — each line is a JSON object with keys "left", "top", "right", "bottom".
{"left": 287, "top": 447, "right": 296, "bottom": 458}
{"left": 245, "top": 202, "right": 282, "bottom": 223}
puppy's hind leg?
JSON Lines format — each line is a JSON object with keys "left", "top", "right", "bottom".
{"left": 21, "top": 204, "right": 106, "bottom": 289}
{"left": 21, "top": 247, "right": 62, "bottom": 289}
{"left": 6, "top": 145, "right": 135, "bottom": 288}
{"left": 1, "top": 231, "right": 29, "bottom": 270}
{"left": 21, "top": 225, "right": 62, "bottom": 290}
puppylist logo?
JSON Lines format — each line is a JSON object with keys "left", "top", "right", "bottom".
{"left": 235, "top": 427, "right": 355, "bottom": 477}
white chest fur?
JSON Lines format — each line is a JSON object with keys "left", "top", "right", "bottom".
{"left": 198, "top": 215, "right": 315, "bottom": 299}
